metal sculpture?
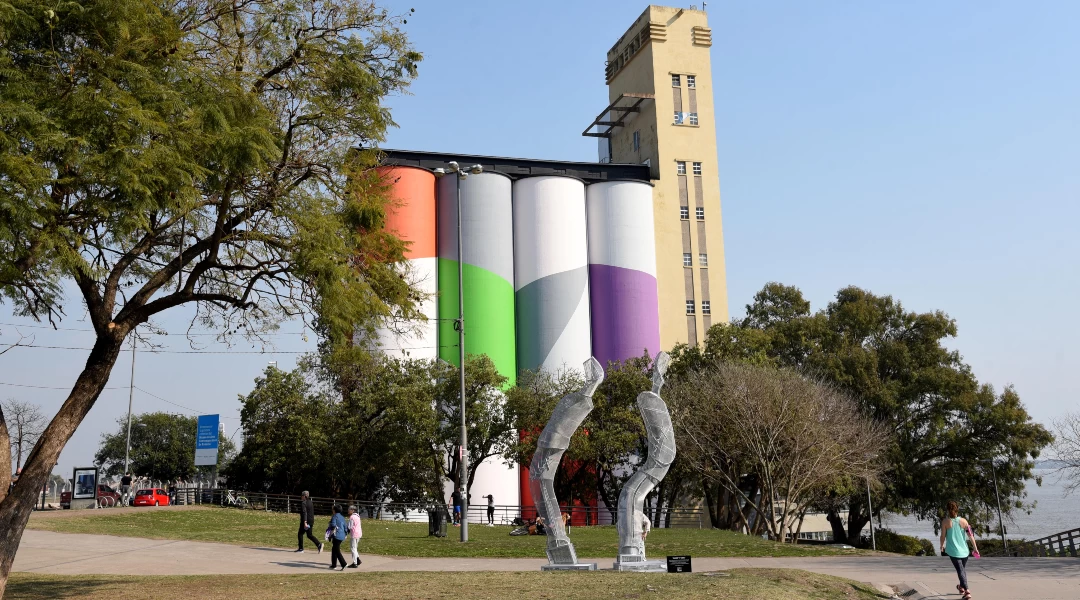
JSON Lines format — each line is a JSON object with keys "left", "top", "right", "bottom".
{"left": 615, "top": 351, "right": 674, "bottom": 571}
{"left": 529, "top": 357, "right": 604, "bottom": 570}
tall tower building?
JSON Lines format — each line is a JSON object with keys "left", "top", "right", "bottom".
{"left": 586, "top": 5, "right": 729, "bottom": 348}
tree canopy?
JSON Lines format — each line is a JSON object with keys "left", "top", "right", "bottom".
{"left": 0, "top": 0, "right": 422, "bottom": 592}
{"left": 94, "top": 411, "right": 236, "bottom": 481}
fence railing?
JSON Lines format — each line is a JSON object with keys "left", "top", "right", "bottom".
{"left": 172, "top": 487, "right": 708, "bottom": 528}
{"left": 986, "top": 527, "right": 1080, "bottom": 557}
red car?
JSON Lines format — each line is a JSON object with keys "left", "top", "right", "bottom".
{"left": 132, "top": 488, "right": 170, "bottom": 507}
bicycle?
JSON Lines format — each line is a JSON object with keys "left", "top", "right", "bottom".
{"left": 225, "top": 489, "right": 250, "bottom": 509}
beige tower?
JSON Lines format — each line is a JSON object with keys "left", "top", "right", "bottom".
{"left": 585, "top": 5, "right": 729, "bottom": 349}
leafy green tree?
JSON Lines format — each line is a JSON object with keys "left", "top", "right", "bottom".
{"left": 433, "top": 356, "right": 515, "bottom": 500}
{"left": 0, "top": 0, "right": 421, "bottom": 590}
{"left": 733, "top": 283, "right": 1053, "bottom": 544}
{"left": 94, "top": 412, "right": 236, "bottom": 481}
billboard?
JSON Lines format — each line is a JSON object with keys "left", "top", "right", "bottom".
{"left": 194, "top": 414, "right": 219, "bottom": 466}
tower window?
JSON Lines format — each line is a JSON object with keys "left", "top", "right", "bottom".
{"left": 689, "top": 112, "right": 699, "bottom": 126}
{"left": 632, "top": 130, "right": 640, "bottom": 151}
{"left": 692, "top": 162, "right": 702, "bottom": 175}
{"left": 676, "top": 161, "right": 686, "bottom": 175}
{"left": 673, "top": 111, "right": 683, "bottom": 125}
{"left": 702, "top": 301, "right": 711, "bottom": 315}
{"left": 687, "top": 75, "right": 696, "bottom": 89}
{"left": 686, "top": 300, "right": 695, "bottom": 315}
{"left": 696, "top": 207, "right": 705, "bottom": 220}
{"left": 671, "top": 74, "right": 680, "bottom": 87}
{"left": 680, "top": 206, "right": 689, "bottom": 220}
{"left": 683, "top": 253, "right": 692, "bottom": 267}
{"left": 699, "top": 253, "right": 708, "bottom": 266}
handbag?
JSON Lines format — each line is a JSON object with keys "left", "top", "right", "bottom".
{"left": 324, "top": 524, "right": 333, "bottom": 541}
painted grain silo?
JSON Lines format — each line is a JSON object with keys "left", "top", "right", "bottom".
{"left": 362, "top": 166, "right": 438, "bottom": 359}
{"left": 437, "top": 170, "right": 519, "bottom": 513}
{"left": 513, "top": 176, "right": 593, "bottom": 374}
{"left": 585, "top": 180, "right": 660, "bottom": 370}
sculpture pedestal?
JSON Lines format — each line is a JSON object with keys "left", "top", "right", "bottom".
{"left": 613, "top": 558, "right": 667, "bottom": 572}
{"left": 541, "top": 563, "right": 598, "bottom": 571}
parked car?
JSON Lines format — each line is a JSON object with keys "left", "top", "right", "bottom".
{"left": 133, "top": 488, "right": 170, "bottom": 507}
{"left": 60, "top": 484, "right": 121, "bottom": 509}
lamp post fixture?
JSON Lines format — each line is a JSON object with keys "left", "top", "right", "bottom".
{"left": 989, "top": 458, "right": 1008, "bottom": 552}
{"left": 433, "top": 161, "right": 483, "bottom": 543}
{"left": 124, "top": 334, "right": 137, "bottom": 475}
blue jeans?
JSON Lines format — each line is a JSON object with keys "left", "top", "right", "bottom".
{"left": 949, "top": 555, "right": 969, "bottom": 590}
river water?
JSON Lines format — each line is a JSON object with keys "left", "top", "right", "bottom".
{"left": 879, "top": 469, "right": 1077, "bottom": 541}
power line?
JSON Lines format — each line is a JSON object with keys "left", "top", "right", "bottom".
{"left": 0, "top": 321, "right": 311, "bottom": 337}
{"left": 0, "top": 381, "right": 124, "bottom": 390}
{"left": 2, "top": 344, "right": 312, "bottom": 354}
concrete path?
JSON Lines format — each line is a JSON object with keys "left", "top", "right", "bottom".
{"left": 13, "top": 529, "right": 1080, "bottom": 599}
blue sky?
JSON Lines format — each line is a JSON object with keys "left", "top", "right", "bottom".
{"left": 2, "top": 1, "right": 1077, "bottom": 478}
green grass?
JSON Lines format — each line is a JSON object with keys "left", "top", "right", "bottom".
{"left": 6, "top": 569, "right": 889, "bottom": 600}
{"left": 26, "top": 507, "right": 864, "bottom": 558}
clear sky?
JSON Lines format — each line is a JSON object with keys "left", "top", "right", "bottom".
{"left": 2, "top": 1, "right": 1077, "bottom": 479}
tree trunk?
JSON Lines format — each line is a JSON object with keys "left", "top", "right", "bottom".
{"left": 826, "top": 508, "right": 848, "bottom": 544}
{"left": 846, "top": 499, "right": 869, "bottom": 547}
{"left": 0, "top": 335, "right": 124, "bottom": 597}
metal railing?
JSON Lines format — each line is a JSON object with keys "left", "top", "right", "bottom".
{"left": 172, "top": 488, "right": 709, "bottom": 528}
{"left": 987, "top": 527, "right": 1080, "bottom": 557}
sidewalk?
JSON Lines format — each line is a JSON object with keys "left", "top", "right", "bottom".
{"left": 13, "top": 529, "right": 1080, "bottom": 599}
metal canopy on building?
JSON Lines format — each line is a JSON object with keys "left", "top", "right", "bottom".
{"left": 378, "top": 149, "right": 651, "bottom": 184}
{"left": 581, "top": 93, "right": 655, "bottom": 138}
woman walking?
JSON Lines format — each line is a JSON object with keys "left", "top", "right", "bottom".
{"left": 347, "top": 505, "right": 363, "bottom": 568}
{"left": 940, "top": 500, "right": 980, "bottom": 598}
{"left": 328, "top": 504, "right": 349, "bottom": 571}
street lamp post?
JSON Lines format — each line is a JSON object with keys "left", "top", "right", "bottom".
{"left": 433, "top": 161, "right": 483, "bottom": 543}
{"left": 989, "top": 459, "right": 1008, "bottom": 553}
{"left": 866, "top": 479, "right": 876, "bottom": 551}
{"left": 124, "top": 334, "right": 136, "bottom": 475}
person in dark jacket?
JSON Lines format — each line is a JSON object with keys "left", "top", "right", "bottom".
{"left": 296, "top": 491, "right": 323, "bottom": 553}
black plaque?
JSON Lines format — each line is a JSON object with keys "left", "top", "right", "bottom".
{"left": 666, "top": 555, "right": 692, "bottom": 573}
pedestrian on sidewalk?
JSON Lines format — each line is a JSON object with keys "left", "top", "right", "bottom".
{"left": 328, "top": 504, "right": 348, "bottom": 571}
{"left": 940, "top": 500, "right": 979, "bottom": 599}
{"left": 347, "top": 505, "right": 363, "bottom": 568}
{"left": 296, "top": 491, "right": 323, "bottom": 554}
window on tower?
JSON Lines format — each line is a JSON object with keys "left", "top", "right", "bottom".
{"left": 696, "top": 207, "right": 705, "bottom": 220}
{"left": 686, "top": 300, "right": 695, "bottom": 315}
{"left": 687, "top": 75, "right": 696, "bottom": 88}
{"left": 702, "top": 301, "right": 711, "bottom": 315}
{"left": 676, "top": 161, "right": 686, "bottom": 175}
{"left": 680, "top": 206, "right": 689, "bottom": 220}
{"left": 692, "top": 162, "right": 702, "bottom": 175}
{"left": 671, "top": 74, "right": 680, "bottom": 87}
{"left": 689, "top": 112, "right": 699, "bottom": 126}
{"left": 699, "top": 253, "right": 708, "bottom": 267}
{"left": 683, "top": 253, "right": 692, "bottom": 267}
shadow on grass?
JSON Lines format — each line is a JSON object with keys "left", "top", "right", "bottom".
{"left": 7, "top": 578, "right": 116, "bottom": 599}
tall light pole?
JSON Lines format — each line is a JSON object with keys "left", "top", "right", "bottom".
{"left": 866, "top": 479, "right": 876, "bottom": 551}
{"left": 124, "top": 333, "right": 136, "bottom": 475}
{"left": 989, "top": 459, "right": 1008, "bottom": 552}
{"left": 434, "top": 161, "right": 483, "bottom": 543}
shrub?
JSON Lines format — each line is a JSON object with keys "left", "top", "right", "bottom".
{"left": 873, "top": 528, "right": 935, "bottom": 555}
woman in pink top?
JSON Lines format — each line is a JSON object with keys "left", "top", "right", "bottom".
{"left": 347, "top": 505, "right": 363, "bottom": 568}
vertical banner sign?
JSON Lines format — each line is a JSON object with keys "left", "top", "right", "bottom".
{"left": 194, "top": 414, "right": 220, "bottom": 466}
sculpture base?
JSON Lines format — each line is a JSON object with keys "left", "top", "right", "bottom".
{"left": 541, "top": 563, "right": 598, "bottom": 571}
{"left": 613, "top": 560, "right": 667, "bottom": 572}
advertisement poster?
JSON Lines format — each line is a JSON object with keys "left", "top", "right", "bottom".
{"left": 194, "top": 414, "right": 220, "bottom": 466}
{"left": 73, "top": 468, "right": 97, "bottom": 499}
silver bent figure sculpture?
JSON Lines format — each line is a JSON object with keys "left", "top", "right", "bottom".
{"left": 528, "top": 357, "right": 605, "bottom": 566}
{"left": 616, "top": 351, "right": 674, "bottom": 566}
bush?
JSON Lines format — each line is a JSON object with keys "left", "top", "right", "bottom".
{"left": 873, "top": 528, "right": 935, "bottom": 555}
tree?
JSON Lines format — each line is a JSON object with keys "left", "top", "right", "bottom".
{"left": 731, "top": 283, "right": 1053, "bottom": 544}
{"left": 227, "top": 353, "right": 441, "bottom": 504}
{"left": 1, "top": 399, "right": 45, "bottom": 473}
{"left": 94, "top": 412, "right": 236, "bottom": 482}
{"left": 433, "top": 356, "right": 515, "bottom": 500}
{"left": 1050, "top": 413, "right": 1080, "bottom": 495}
{"left": 670, "top": 362, "right": 886, "bottom": 541}
{"left": 0, "top": 0, "right": 421, "bottom": 592}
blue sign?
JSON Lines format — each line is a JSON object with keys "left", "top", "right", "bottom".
{"left": 194, "top": 414, "right": 219, "bottom": 466}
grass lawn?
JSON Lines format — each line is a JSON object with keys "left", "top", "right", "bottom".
{"left": 25, "top": 507, "right": 864, "bottom": 558}
{"left": 6, "top": 569, "right": 889, "bottom": 600}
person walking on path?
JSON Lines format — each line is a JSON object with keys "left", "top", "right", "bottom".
{"left": 296, "top": 491, "right": 323, "bottom": 554}
{"left": 120, "top": 473, "right": 132, "bottom": 507}
{"left": 327, "top": 504, "right": 349, "bottom": 571}
{"left": 940, "top": 500, "right": 980, "bottom": 599}
{"left": 486, "top": 494, "right": 495, "bottom": 526}
{"left": 451, "top": 490, "right": 461, "bottom": 525}
{"left": 347, "top": 505, "right": 363, "bottom": 568}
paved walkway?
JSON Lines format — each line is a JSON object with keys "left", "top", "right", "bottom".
{"left": 13, "top": 529, "right": 1080, "bottom": 599}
